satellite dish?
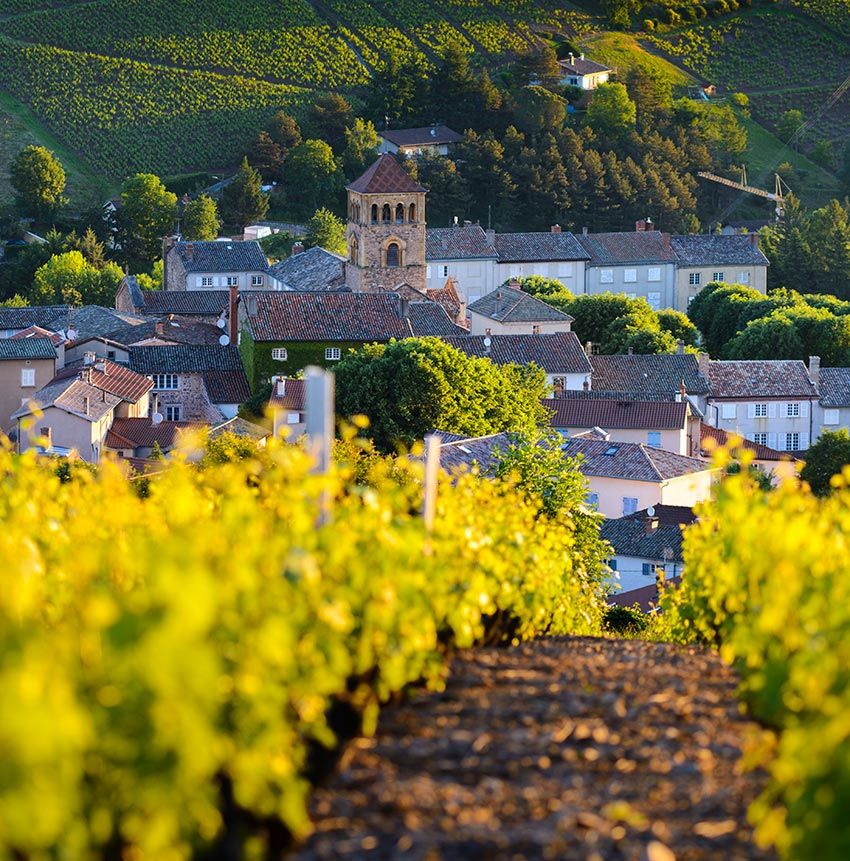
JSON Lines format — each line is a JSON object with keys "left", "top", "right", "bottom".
{"left": 483, "top": 336, "right": 492, "bottom": 348}
{"left": 219, "top": 334, "right": 230, "bottom": 346}
{"left": 152, "top": 412, "right": 163, "bottom": 425}
{"left": 647, "top": 506, "right": 656, "bottom": 517}
{"left": 216, "top": 317, "right": 226, "bottom": 329}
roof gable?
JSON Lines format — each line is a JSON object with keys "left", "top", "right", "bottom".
{"left": 170, "top": 240, "right": 268, "bottom": 274}
{"left": 269, "top": 246, "right": 347, "bottom": 292}
{"left": 549, "top": 397, "right": 688, "bottom": 430}
{"left": 670, "top": 234, "right": 769, "bottom": 267}
{"left": 468, "top": 286, "right": 573, "bottom": 324}
{"left": 347, "top": 153, "right": 426, "bottom": 194}
{"left": 707, "top": 360, "right": 817, "bottom": 399}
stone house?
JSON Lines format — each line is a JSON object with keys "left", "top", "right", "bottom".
{"left": 558, "top": 54, "right": 612, "bottom": 90}
{"left": 467, "top": 283, "right": 573, "bottom": 336}
{"left": 268, "top": 377, "right": 306, "bottom": 439}
{"left": 345, "top": 154, "right": 428, "bottom": 294}
{"left": 115, "top": 276, "right": 230, "bottom": 322}
{"left": 705, "top": 359, "right": 819, "bottom": 452}
{"left": 377, "top": 124, "right": 462, "bottom": 157}
{"left": 670, "top": 234, "right": 768, "bottom": 310}
{"left": 162, "top": 238, "right": 274, "bottom": 292}
{"left": 129, "top": 344, "right": 251, "bottom": 422}
{"left": 0, "top": 336, "right": 57, "bottom": 433}
{"left": 269, "top": 246, "right": 347, "bottom": 292}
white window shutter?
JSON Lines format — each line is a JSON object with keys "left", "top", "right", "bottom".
{"left": 745, "top": 433, "right": 754, "bottom": 442}
{"left": 768, "top": 402, "right": 777, "bottom": 419}
{"left": 213, "top": 276, "right": 220, "bottom": 287}
{"left": 747, "top": 403, "right": 755, "bottom": 419}
{"left": 768, "top": 433, "right": 778, "bottom": 449}
{"left": 801, "top": 401, "right": 809, "bottom": 418}
{"left": 800, "top": 432, "right": 810, "bottom": 450}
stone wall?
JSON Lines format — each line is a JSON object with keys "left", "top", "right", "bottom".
{"left": 153, "top": 372, "right": 223, "bottom": 423}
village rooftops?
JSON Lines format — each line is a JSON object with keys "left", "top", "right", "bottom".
{"left": 494, "top": 231, "right": 589, "bottom": 263}
{"left": 443, "top": 332, "right": 592, "bottom": 375}
{"left": 269, "top": 378, "right": 305, "bottom": 412}
{"left": 133, "top": 290, "right": 230, "bottom": 317}
{"left": 168, "top": 239, "right": 268, "bottom": 273}
{"left": 590, "top": 353, "right": 710, "bottom": 397}
{"left": 0, "top": 305, "right": 68, "bottom": 332}
{"left": 269, "top": 246, "right": 347, "bottom": 292}
{"left": 407, "top": 302, "right": 468, "bottom": 337}
{"left": 54, "top": 360, "right": 153, "bottom": 403}
{"left": 96, "top": 317, "right": 223, "bottom": 347}
{"left": 561, "top": 437, "right": 710, "bottom": 482}
{"left": 244, "top": 291, "right": 412, "bottom": 342}
{"left": 105, "top": 417, "right": 199, "bottom": 450}
{"left": 438, "top": 432, "right": 513, "bottom": 474}
{"left": 13, "top": 376, "right": 121, "bottom": 422}
{"left": 817, "top": 367, "right": 850, "bottom": 407}
{"left": 670, "top": 234, "right": 769, "bottom": 267}
{"left": 468, "top": 285, "right": 573, "bottom": 324}
{"left": 10, "top": 325, "right": 64, "bottom": 347}
{"left": 707, "top": 360, "right": 818, "bottom": 400}
{"left": 549, "top": 398, "right": 689, "bottom": 430}
{"left": 0, "top": 336, "right": 57, "bottom": 361}
{"left": 576, "top": 231, "right": 677, "bottom": 266}
{"left": 347, "top": 153, "right": 426, "bottom": 194}
{"left": 601, "top": 505, "right": 697, "bottom": 564}
{"left": 380, "top": 125, "right": 462, "bottom": 148}
{"left": 129, "top": 344, "right": 246, "bottom": 374}
{"left": 700, "top": 422, "right": 789, "bottom": 462}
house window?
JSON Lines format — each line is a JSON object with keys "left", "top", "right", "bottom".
{"left": 225, "top": 276, "right": 238, "bottom": 287}
{"left": 623, "top": 497, "right": 638, "bottom": 516}
{"left": 824, "top": 408, "right": 840, "bottom": 425}
{"left": 753, "top": 433, "right": 768, "bottom": 445}
{"left": 151, "top": 374, "right": 179, "bottom": 390}
{"left": 586, "top": 492, "right": 599, "bottom": 508}
{"left": 20, "top": 368, "right": 35, "bottom": 387}
{"left": 107, "top": 350, "right": 116, "bottom": 360}
{"left": 647, "top": 431, "right": 661, "bottom": 448}
{"left": 164, "top": 405, "right": 182, "bottom": 421}
{"left": 738, "top": 271, "right": 750, "bottom": 284}
{"left": 647, "top": 292, "right": 661, "bottom": 310}
{"left": 325, "top": 347, "right": 341, "bottom": 361}
{"left": 386, "top": 243, "right": 400, "bottom": 268}
{"left": 600, "top": 269, "right": 614, "bottom": 284}
{"left": 272, "top": 348, "right": 288, "bottom": 361}
{"left": 785, "top": 432, "right": 800, "bottom": 450}
{"left": 625, "top": 292, "right": 637, "bottom": 300}
{"left": 642, "top": 562, "right": 654, "bottom": 577}
{"left": 720, "top": 403, "right": 736, "bottom": 420}
{"left": 553, "top": 376, "right": 566, "bottom": 395}
{"left": 251, "top": 275, "right": 264, "bottom": 286}
{"left": 441, "top": 265, "right": 449, "bottom": 278}
{"left": 787, "top": 402, "right": 800, "bottom": 417}
{"left": 647, "top": 267, "right": 661, "bottom": 282}
{"left": 688, "top": 272, "right": 701, "bottom": 286}
{"left": 754, "top": 403, "right": 767, "bottom": 417}
{"left": 287, "top": 412, "right": 300, "bottom": 424}
{"left": 532, "top": 324, "right": 541, "bottom": 335}
{"left": 200, "top": 276, "right": 214, "bottom": 287}
{"left": 623, "top": 268, "right": 637, "bottom": 283}
{"left": 713, "top": 272, "right": 725, "bottom": 283}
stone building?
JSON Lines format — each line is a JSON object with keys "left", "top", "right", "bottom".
{"left": 345, "top": 154, "right": 428, "bottom": 294}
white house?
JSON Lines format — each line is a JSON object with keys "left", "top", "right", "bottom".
{"left": 558, "top": 54, "right": 612, "bottom": 90}
{"left": 467, "top": 283, "right": 573, "bottom": 336}
{"left": 162, "top": 238, "right": 279, "bottom": 292}
{"left": 815, "top": 364, "right": 850, "bottom": 440}
{"left": 377, "top": 124, "right": 463, "bottom": 157}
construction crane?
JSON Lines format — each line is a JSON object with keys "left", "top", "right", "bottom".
{"left": 697, "top": 167, "right": 791, "bottom": 219}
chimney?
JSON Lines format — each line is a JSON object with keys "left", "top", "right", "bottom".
{"left": 228, "top": 283, "right": 240, "bottom": 345}
{"left": 399, "top": 297, "right": 410, "bottom": 320}
{"left": 568, "top": 52, "right": 575, "bottom": 65}
{"left": 635, "top": 219, "right": 646, "bottom": 232}
{"left": 628, "top": 346, "right": 634, "bottom": 355}
{"left": 582, "top": 226, "right": 588, "bottom": 235}
{"left": 291, "top": 241, "right": 305, "bottom": 255}
{"left": 585, "top": 340, "right": 593, "bottom": 356}
{"left": 507, "top": 277, "right": 521, "bottom": 290}
{"left": 748, "top": 232, "right": 759, "bottom": 249}
{"left": 276, "top": 377, "right": 286, "bottom": 397}
{"left": 809, "top": 355, "right": 821, "bottom": 386}
{"left": 464, "top": 220, "right": 472, "bottom": 227}
{"left": 675, "top": 379, "right": 687, "bottom": 403}
{"left": 83, "top": 396, "right": 90, "bottom": 417}
{"left": 646, "top": 218, "right": 654, "bottom": 230}
{"left": 676, "top": 339, "right": 684, "bottom": 355}
{"left": 83, "top": 351, "right": 95, "bottom": 365}
{"left": 551, "top": 224, "right": 561, "bottom": 234}
{"left": 644, "top": 516, "right": 658, "bottom": 535}
{"left": 697, "top": 351, "right": 710, "bottom": 379}
{"left": 155, "top": 320, "right": 164, "bottom": 337}
{"left": 161, "top": 234, "right": 178, "bottom": 291}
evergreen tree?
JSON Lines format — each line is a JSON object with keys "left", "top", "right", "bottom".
{"left": 182, "top": 195, "right": 221, "bottom": 241}
{"left": 306, "top": 93, "right": 354, "bottom": 153}
{"left": 267, "top": 110, "right": 302, "bottom": 157}
{"left": 117, "top": 173, "right": 178, "bottom": 261}
{"left": 283, "top": 141, "right": 341, "bottom": 220}
{"left": 220, "top": 158, "right": 269, "bottom": 229}
{"left": 247, "top": 132, "right": 283, "bottom": 181}
{"left": 341, "top": 118, "right": 380, "bottom": 179}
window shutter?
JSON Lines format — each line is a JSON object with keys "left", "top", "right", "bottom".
{"left": 800, "top": 432, "right": 810, "bottom": 450}
{"left": 800, "top": 401, "right": 809, "bottom": 418}
{"left": 213, "top": 277, "right": 220, "bottom": 287}
{"left": 747, "top": 403, "right": 755, "bottom": 419}
{"left": 746, "top": 433, "right": 754, "bottom": 442}
{"left": 768, "top": 433, "right": 778, "bottom": 449}
{"left": 768, "top": 402, "right": 777, "bottom": 419}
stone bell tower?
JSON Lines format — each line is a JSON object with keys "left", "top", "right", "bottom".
{"left": 344, "top": 153, "right": 427, "bottom": 294}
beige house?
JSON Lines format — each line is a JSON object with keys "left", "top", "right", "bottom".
{"left": 269, "top": 377, "right": 305, "bottom": 439}
{"left": 562, "top": 436, "right": 717, "bottom": 519}
{"left": 162, "top": 238, "right": 273, "bottom": 292}
{"left": 671, "top": 234, "right": 768, "bottom": 311}
{"left": 549, "top": 396, "right": 699, "bottom": 457}
{"left": 700, "top": 423, "right": 799, "bottom": 483}
{"left": 0, "top": 336, "right": 57, "bottom": 433}
{"left": 377, "top": 124, "right": 462, "bottom": 157}
{"left": 467, "top": 283, "right": 573, "bottom": 336}
{"left": 815, "top": 365, "right": 850, "bottom": 441}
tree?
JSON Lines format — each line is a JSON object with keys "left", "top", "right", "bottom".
{"left": 118, "top": 173, "right": 178, "bottom": 261}
{"left": 364, "top": 47, "right": 430, "bottom": 126}
{"left": 586, "top": 83, "right": 636, "bottom": 136}
{"left": 283, "top": 141, "right": 341, "bottom": 219}
{"left": 778, "top": 108, "right": 804, "bottom": 144}
{"left": 306, "top": 93, "right": 353, "bottom": 153}
{"left": 341, "top": 118, "right": 380, "bottom": 179}
{"left": 812, "top": 139, "right": 834, "bottom": 169}
{"left": 64, "top": 227, "right": 106, "bottom": 268}
{"left": 601, "top": 311, "right": 677, "bottom": 354}
{"left": 517, "top": 274, "right": 573, "bottom": 300}
{"left": 267, "top": 110, "right": 302, "bottom": 157}
{"left": 182, "top": 195, "right": 221, "bottom": 241}
{"left": 800, "top": 429, "right": 850, "bottom": 496}
{"left": 335, "top": 337, "right": 550, "bottom": 451}
{"left": 513, "top": 86, "right": 567, "bottom": 136}
{"left": 722, "top": 312, "right": 805, "bottom": 360}
{"left": 304, "top": 208, "right": 346, "bottom": 256}
{"left": 566, "top": 293, "right": 640, "bottom": 347}
{"left": 625, "top": 66, "right": 673, "bottom": 120}
{"left": 602, "top": 0, "right": 639, "bottom": 28}
{"left": 136, "top": 259, "right": 163, "bottom": 291}
{"left": 656, "top": 308, "right": 698, "bottom": 346}
{"left": 220, "top": 158, "right": 269, "bottom": 229}
{"left": 10, "top": 145, "right": 67, "bottom": 217}
{"left": 247, "top": 131, "right": 283, "bottom": 181}
{"left": 408, "top": 154, "right": 470, "bottom": 227}
{"left": 31, "top": 251, "right": 123, "bottom": 306}
{"left": 807, "top": 199, "right": 850, "bottom": 299}
{"left": 512, "top": 45, "right": 561, "bottom": 88}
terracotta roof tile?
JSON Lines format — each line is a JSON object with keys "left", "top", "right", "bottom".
{"left": 269, "top": 378, "right": 305, "bottom": 412}
{"left": 549, "top": 398, "right": 688, "bottom": 430}
{"left": 54, "top": 360, "right": 153, "bottom": 402}
{"left": 700, "top": 422, "right": 788, "bottom": 461}
{"left": 561, "top": 437, "right": 711, "bottom": 481}
{"left": 347, "top": 153, "right": 425, "bottom": 194}
{"left": 707, "top": 360, "right": 817, "bottom": 399}
{"left": 106, "top": 418, "right": 200, "bottom": 449}
{"left": 590, "top": 354, "right": 709, "bottom": 397}
{"left": 443, "top": 332, "right": 591, "bottom": 375}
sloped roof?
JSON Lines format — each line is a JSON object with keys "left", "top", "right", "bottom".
{"left": 559, "top": 56, "right": 611, "bottom": 76}
{"left": 590, "top": 354, "right": 710, "bottom": 397}
{"left": 601, "top": 506, "right": 697, "bottom": 563}
{"left": 269, "top": 246, "right": 348, "bottom": 292}
{"left": 426, "top": 278, "right": 464, "bottom": 320}
{"left": 137, "top": 290, "right": 230, "bottom": 316}
{"left": 55, "top": 361, "right": 153, "bottom": 402}
{"left": 443, "top": 332, "right": 591, "bottom": 375}
{"left": 707, "top": 360, "right": 817, "bottom": 399}
{"left": 202, "top": 369, "right": 251, "bottom": 404}
{"left": 381, "top": 125, "right": 462, "bottom": 147}
{"left": 426, "top": 225, "right": 497, "bottom": 260}
{"left": 269, "top": 378, "right": 305, "bottom": 412}
{"left": 99, "top": 317, "right": 222, "bottom": 347}
{"left": 169, "top": 240, "right": 268, "bottom": 273}
{"left": 120, "top": 275, "right": 145, "bottom": 309}
{"left": 347, "top": 153, "right": 425, "bottom": 194}
{"left": 245, "top": 292, "right": 409, "bottom": 342}
{"left": 549, "top": 398, "right": 688, "bottom": 430}
{"left": 14, "top": 376, "right": 121, "bottom": 422}
{"left": 818, "top": 367, "right": 850, "bottom": 407}
{"left": 0, "top": 336, "right": 56, "bottom": 360}
{"left": 439, "top": 432, "right": 513, "bottom": 475}
{"left": 209, "top": 416, "right": 270, "bottom": 440}
{"left": 468, "top": 286, "right": 572, "bottom": 324}
{"left": 407, "top": 302, "right": 468, "bottom": 337}
{"left": 700, "top": 423, "right": 788, "bottom": 461}
{"left": 0, "top": 305, "right": 67, "bottom": 331}
{"left": 129, "top": 344, "right": 245, "bottom": 374}
{"left": 106, "top": 417, "right": 198, "bottom": 449}
{"left": 671, "top": 234, "right": 769, "bottom": 267}
{"left": 562, "top": 437, "right": 711, "bottom": 481}
{"left": 10, "top": 325, "right": 64, "bottom": 347}
{"left": 67, "top": 306, "right": 147, "bottom": 341}
{"left": 495, "top": 232, "right": 589, "bottom": 263}
{"left": 576, "top": 231, "right": 676, "bottom": 265}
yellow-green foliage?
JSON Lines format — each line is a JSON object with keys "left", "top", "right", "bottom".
{"left": 0, "top": 436, "right": 606, "bottom": 859}
{"left": 656, "top": 455, "right": 850, "bottom": 860}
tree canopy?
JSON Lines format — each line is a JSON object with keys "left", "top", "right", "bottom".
{"left": 118, "top": 173, "right": 178, "bottom": 261}
{"left": 220, "top": 158, "right": 269, "bottom": 229}
{"left": 31, "top": 251, "right": 123, "bottom": 306}
{"left": 10, "top": 145, "right": 67, "bottom": 218}
{"left": 305, "top": 208, "right": 346, "bottom": 256}
{"left": 182, "top": 195, "right": 220, "bottom": 241}
{"left": 800, "top": 429, "right": 850, "bottom": 496}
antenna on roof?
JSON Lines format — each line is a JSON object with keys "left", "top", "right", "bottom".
{"left": 647, "top": 506, "right": 656, "bottom": 517}
{"left": 152, "top": 412, "right": 163, "bottom": 426}
{"left": 216, "top": 316, "right": 226, "bottom": 329}
{"left": 219, "top": 334, "right": 230, "bottom": 346}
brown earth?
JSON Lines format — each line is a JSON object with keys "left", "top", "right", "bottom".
{"left": 291, "top": 636, "right": 776, "bottom": 861}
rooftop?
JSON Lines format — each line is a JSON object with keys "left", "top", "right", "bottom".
{"left": 468, "top": 286, "right": 573, "bottom": 324}
{"left": 0, "top": 336, "right": 57, "bottom": 361}
{"left": 168, "top": 239, "right": 268, "bottom": 273}
{"left": 443, "top": 332, "right": 592, "bottom": 375}
{"left": 14, "top": 376, "right": 121, "bottom": 422}
{"left": 439, "top": 432, "right": 513, "bottom": 475}
{"left": 380, "top": 125, "right": 462, "bottom": 148}
{"left": 202, "top": 369, "right": 252, "bottom": 405}
{"left": 700, "top": 423, "right": 789, "bottom": 462}
{"left": 347, "top": 153, "right": 426, "bottom": 195}
{"left": 494, "top": 231, "right": 589, "bottom": 263}
{"left": 106, "top": 417, "right": 199, "bottom": 450}
{"left": 269, "top": 246, "right": 348, "bottom": 292}
{"left": 548, "top": 398, "right": 688, "bottom": 430}
{"left": 10, "top": 325, "right": 64, "bottom": 347}
{"left": 407, "top": 302, "right": 469, "bottom": 337}
{"left": 0, "top": 305, "right": 67, "bottom": 332}
{"left": 707, "top": 360, "right": 817, "bottom": 399}
{"left": 129, "top": 344, "right": 246, "bottom": 374}
{"left": 135, "top": 290, "right": 230, "bottom": 317}
{"left": 601, "top": 505, "right": 697, "bottom": 563}
{"left": 590, "top": 354, "right": 710, "bottom": 397}
{"left": 426, "top": 225, "right": 498, "bottom": 261}
{"left": 559, "top": 55, "right": 611, "bottom": 76}
{"left": 818, "top": 367, "right": 850, "bottom": 407}
{"left": 670, "top": 234, "right": 769, "bottom": 267}
{"left": 576, "top": 231, "right": 677, "bottom": 265}
{"left": 269, "top": 377, "right": 306, "bottom": 412}
{"left": 562, "top": 437, "right": 711, "bottom": 482}
{"left": 55, "top": 360, "right": 153, "bottom": 403}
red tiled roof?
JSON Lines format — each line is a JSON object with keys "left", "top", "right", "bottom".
{"left": 202, "top": 370, "right": 251, "bottom": 404}
{"left": 609, "top": 577, "right": 681, "bottom": 613}
{"left": 549, "top": 398, "right": 688, "bottom": 430}
{"left": 106, "top": 418, "right": 200, "bottom": 450}
{"left": 347, "top": 153, "right": 425, "bottom": 194}
{"left": 426, "top": 278, "right": 463, "bottom": 321}
{"left": 707, "top": 360, "right": 817, "bottom": 399}
{"left": 10, "top": 325, "right": 64, "bottom": 346}
{"left": 700, "top": 423, "right": 788, "bottom": 461}
{"left": 54, "top": 360, "right": 152, "bottom": 403}
{"left": 269, "top": 378, "right": 305, "bottom": 412}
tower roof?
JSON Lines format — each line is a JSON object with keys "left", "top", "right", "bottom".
{"left": 347, "top": 153, "right": 426, "bottom": 194}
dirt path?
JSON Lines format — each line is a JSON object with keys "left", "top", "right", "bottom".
{"left": 292, "top": 637, "right": 775, "bottom": 861}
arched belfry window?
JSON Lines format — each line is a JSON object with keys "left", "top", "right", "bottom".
{"left": 386, "top": 242, "right": 400, "bottom": 268}
{"left": 382, "top": 204, "right": 391, "bottom": 223}
{"left": 409, "top": 202, "right": 416, "bottom": 222}
{"left": 349, "top": 236, "right": 358, "bottom": 264}
{"left": 371, "top": 203, "right": 378, "bottom": 223}
{"left": 395, "top": 203, "right": 404, "bottom": 223}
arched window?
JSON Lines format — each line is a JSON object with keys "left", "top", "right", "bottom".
{"left": 386, "top": 242, "right": 400, "bottom": 268}
{"left": 371, "top": 203, "right": 378, "bottom": 223}
{"left": 355, "top": 203, "right": 361, "bottom": 222}
{"left": 382, "top": 204, "right": 391, "bottom": 223}
{"left": 349, "top": 236, "right": 358, "bottom": 264}
{"left": 395, "top": 203, "right": 405, "bottom": 223}
{"left": 408, "top": 202, "right": 416, "bottom": 222}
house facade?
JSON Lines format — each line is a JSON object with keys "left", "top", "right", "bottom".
{"left": 377, "top": 124, "right": 462, "bottom": 157}
{"left": 558, "top": 54, "right": 612, "bottom": 90}
{"left": 162, "top": 238, "right": 274, "bottom": 292}
{"left": 815, "top": 365, "right": 850, "bottom": 440}
{"left": 269, "top": 377, "right": 306, "bottom": 439}
{"left": 0, "top": 337, "right": 57, "bottom": 433}
{"left": 467, "top": 283, "right": 573, "bottom": 336}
